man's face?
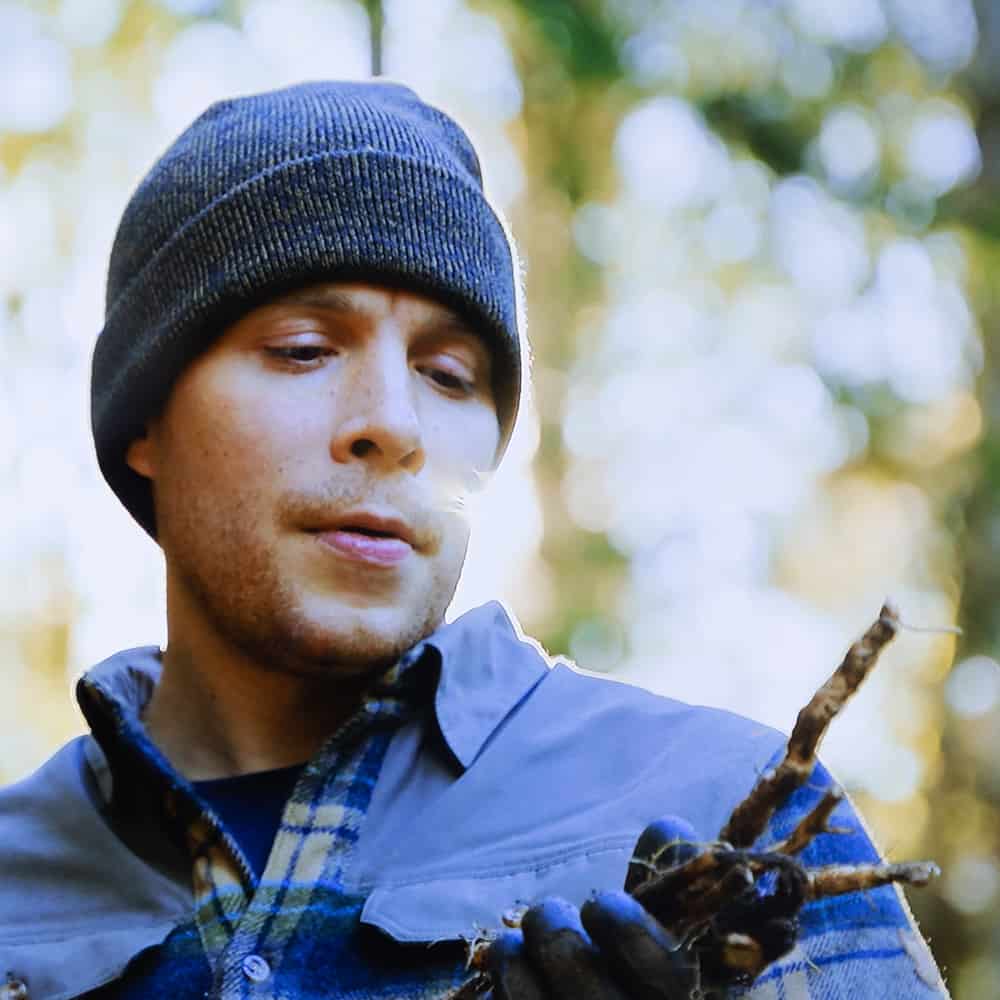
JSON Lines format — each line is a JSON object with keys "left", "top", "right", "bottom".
{"left": 126, "top": 282, "right": 501, "bottom": 679}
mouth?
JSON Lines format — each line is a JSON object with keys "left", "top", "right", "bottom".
{"left": 309, "top": 511, "right": 418, "bottom": 567}
{"left": 326, "top": 512, "right": 416, "bottom": 547}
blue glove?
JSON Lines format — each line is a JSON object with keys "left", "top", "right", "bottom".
{"left": 483, "top": 893, "right": 693, "bottom": 1000}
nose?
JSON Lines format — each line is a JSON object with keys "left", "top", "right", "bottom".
{"left": 329, "top": 337, "right": 425, "bottom": 475}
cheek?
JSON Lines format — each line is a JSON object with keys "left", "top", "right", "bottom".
{"left": 441, "top": 508, "right": 472, "bottom": 553}
{"left": 424, "top": 402, "right": 499, "bottom": 478}
{"left": 428, "top": 511, "right": 473, "bottom": 601}
{"left": 160, "top": 384, "right": 295, "bottom": 516}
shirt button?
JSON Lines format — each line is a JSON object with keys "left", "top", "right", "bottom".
{"left": 2, "top": 978, "right": 28, "bottom": 1000}
{"left": 241, "top": 954, "right": 271, "bottom": 984}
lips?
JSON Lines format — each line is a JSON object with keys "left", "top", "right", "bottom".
{"left": 328, "top": 512, "right": 416, "bottom": 547}
{"left": 310, "top": 510, "right": 417, "bottom": 568}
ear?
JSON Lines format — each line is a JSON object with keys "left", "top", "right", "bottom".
{"left": 125, "top": 425, "right": 158, "bottom": 480}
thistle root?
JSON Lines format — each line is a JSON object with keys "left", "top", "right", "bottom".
{"left": 719, "top": 602, "right": 900, "bottom": 848}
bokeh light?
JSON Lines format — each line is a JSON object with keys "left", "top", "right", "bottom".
{"left": 904, "top": 103, "right": 982, "bottom": 196}
{"left": 788, "top": 0, "right": 888, "bottom": 51}
{"left": 817, "top": 105, "right": 880, "bottom": 191}
{"left": 945, "top": 655, "right": 1000, "bottom": 718}
{"left": 615, "top": 97, "right": 729, "bottom": 211}
{"left": 943, "top": 855, "right": 999, "bottom": 915}
{"left": 0, "top": 5, "right": 73, "bottom": 132}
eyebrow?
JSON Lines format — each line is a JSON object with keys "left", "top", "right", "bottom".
{"left": 280, "top": 288, "right": 365, "bottom": 313}
{"left": 279, "top": 287, "right": 482, "bottom": 340}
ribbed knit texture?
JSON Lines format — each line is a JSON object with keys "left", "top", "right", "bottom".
{"left": 92, "top": 80, "right": 522, "bottom": 538}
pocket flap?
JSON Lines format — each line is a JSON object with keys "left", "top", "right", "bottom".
{"left": 0, "top": 923, "right": 177, "bottom": 1000}
{"left": 361, "top": 841, "right": 632, "bottom": 943}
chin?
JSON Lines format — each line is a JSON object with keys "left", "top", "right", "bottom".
{"left": 275, "top": 595, "right": 442, "bottom": 676}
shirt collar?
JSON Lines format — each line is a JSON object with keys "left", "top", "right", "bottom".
{"left": 423, "top": 601, "right": 549, "bottom": 769}
{"left": 76, "top": 600, "right": 550, "bottom": 795}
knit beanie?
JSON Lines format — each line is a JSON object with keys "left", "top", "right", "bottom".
{"left": 91, "top": 79, "right": 523, "bottom": 540}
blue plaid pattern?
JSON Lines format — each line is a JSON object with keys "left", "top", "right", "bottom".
{"left": 82, "top": 650, "right": 471, "bottom": 999}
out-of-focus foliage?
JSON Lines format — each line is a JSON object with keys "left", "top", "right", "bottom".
{"left": 1, "top": 0, "right": 998, "bottom": 994}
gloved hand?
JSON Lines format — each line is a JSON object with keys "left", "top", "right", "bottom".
{"left": 476, "top": 816, "right": 804, "bottom": 1000}
{"left": 481, "top": 892, "right": 694, "bottom": 999}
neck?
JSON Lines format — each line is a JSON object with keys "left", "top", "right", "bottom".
{"left": 143, "top": 587, "right": 375, "bottom": 782}
{"left": 143, "top": 654, "right": 371, "bottom": 781}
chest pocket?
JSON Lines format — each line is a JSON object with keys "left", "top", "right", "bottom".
{"left": 0, "top": 922, "right": 179, "bottom": 1000}
{"left": 360, "top": 837, "right": 634, "bottom": 944}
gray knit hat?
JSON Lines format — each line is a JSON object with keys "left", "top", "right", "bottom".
{"left": 92, "top": 80, "right": 522, "bottom": 539}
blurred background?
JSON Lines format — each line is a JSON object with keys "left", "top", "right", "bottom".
{"left": 2, "top": 0, "right": 999, "bottom": 994}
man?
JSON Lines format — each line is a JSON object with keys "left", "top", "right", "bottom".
{"left": 0, "top": 81, "right": 948, "bottom": 999}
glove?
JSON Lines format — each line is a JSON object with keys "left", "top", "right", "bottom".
{"left": 478, "top": 815, "right": 804, "bottom": 1000}
{"left": 482, "top": 893, "right": 693, "bottom": 1000}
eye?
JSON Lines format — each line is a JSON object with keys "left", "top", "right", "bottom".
{"left": 266, "top": 345, "right": 334, "bottom": 366}
{"left": 418, "top": 365, "right": 476, "bottom": 396}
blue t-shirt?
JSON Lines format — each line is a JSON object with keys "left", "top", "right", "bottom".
{"left": 194, "top": 762, "right": 306, "bottom": 879}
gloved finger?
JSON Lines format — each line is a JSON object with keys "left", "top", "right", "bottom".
{"left": 626, "top": 816, "right": 701, "bottom": 893}
{"left": 754, "top": 917, "right": 798, "bottom": 967}
{"left": 521, "top": 897, "right": 631, "bottom": 1000}
{"left": 484, "top": 929, "right": 548, "bottom": 1000}
{"left": 580, "top": 890, "right": 696, "bottom": 1000}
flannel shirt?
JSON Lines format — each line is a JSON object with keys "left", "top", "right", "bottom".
{"left": 0, "top": 602, "right": 950, "bottom": 999}
{"left": 79, "top": 642, "right": 470, "bottom": 999}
